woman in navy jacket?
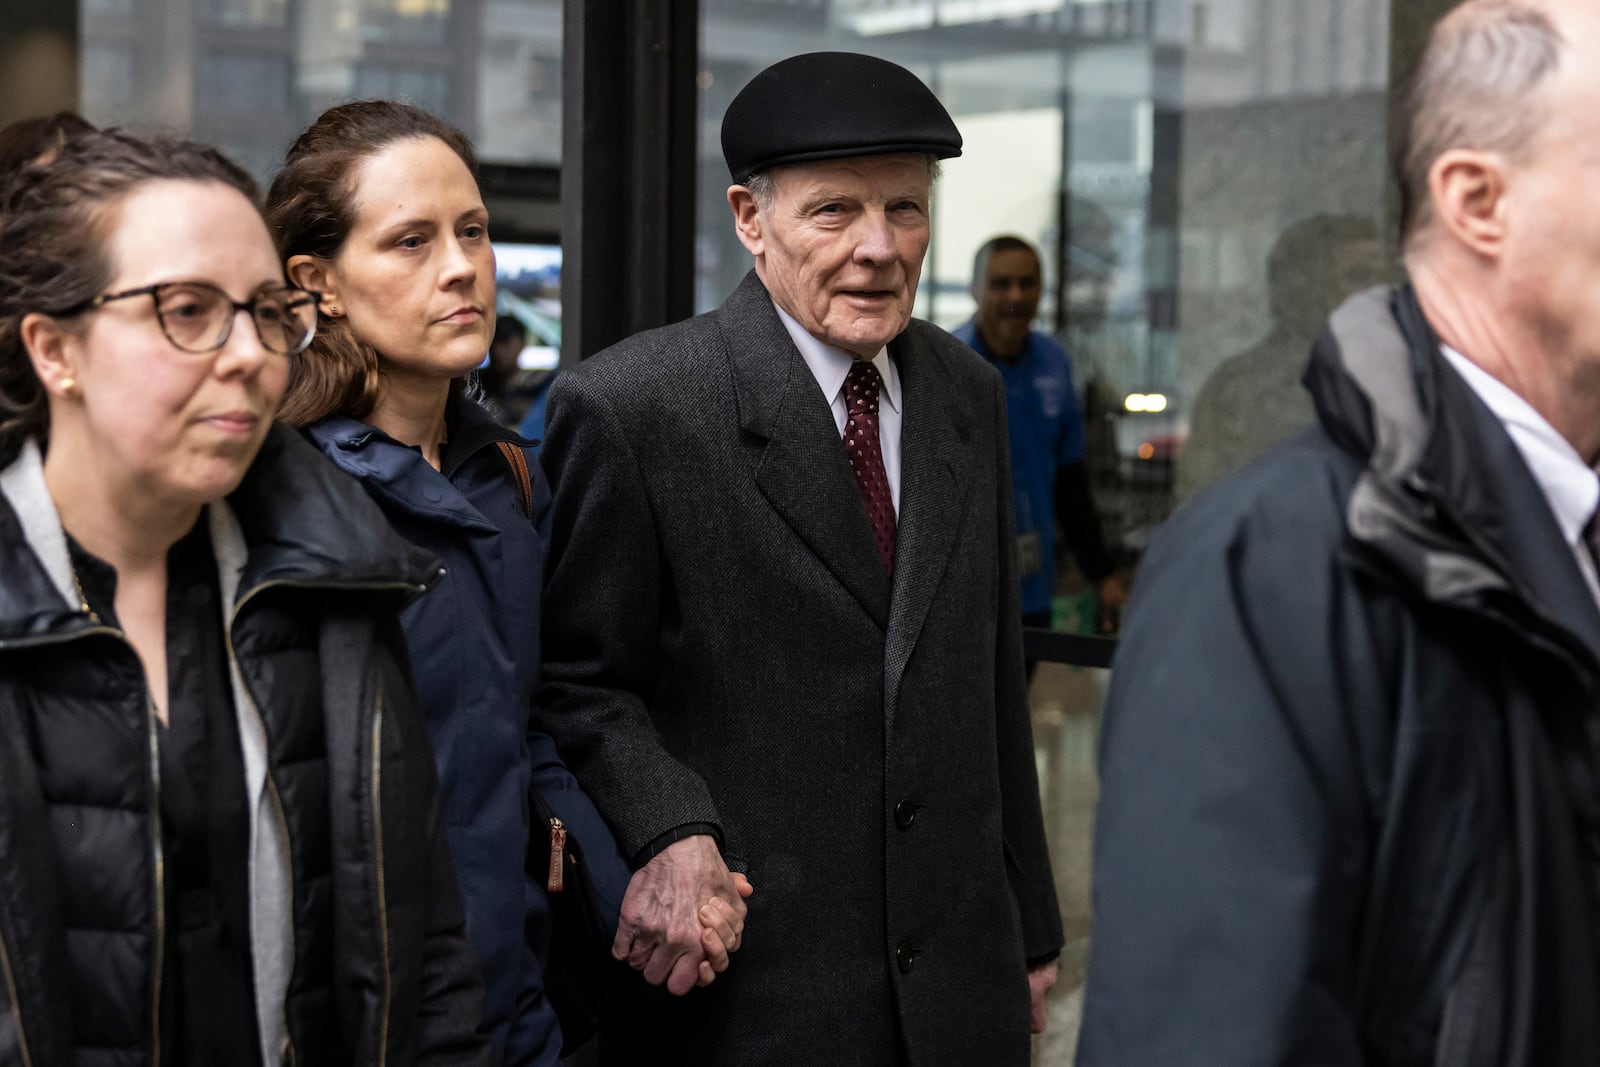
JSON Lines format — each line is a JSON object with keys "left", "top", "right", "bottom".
{"left": 265, "top": 102, "right": 749, "bottom": 1064}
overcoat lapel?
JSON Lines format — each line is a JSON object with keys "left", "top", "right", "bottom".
{"left": 723, "top": 274, "right": 892, "bottom": 629}
{"left": 883, "top": 331, "right": 973, "bottom": 718}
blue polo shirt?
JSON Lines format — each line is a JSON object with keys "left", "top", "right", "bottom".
{"left": 951, "top": 321, "right": 1086, "bottom": 616}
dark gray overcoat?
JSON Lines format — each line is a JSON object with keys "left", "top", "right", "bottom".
{"left": 538, "top": 271, "right": 1063, "bottom": 1066}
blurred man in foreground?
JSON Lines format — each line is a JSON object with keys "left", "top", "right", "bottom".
{"left": 1082, "top": 2, "right": 1600, "bottom": 1063}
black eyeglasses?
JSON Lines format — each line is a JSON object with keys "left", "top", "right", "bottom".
{"left": 56, "top": 281, "right": 319, "bottom": 356}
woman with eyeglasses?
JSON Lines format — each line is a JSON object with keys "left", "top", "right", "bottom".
{"left": 266, "top": 101, "right": 749, "bottom": 1065}
{"left": 0, "top": 129, "right": 490, "bottom": 1065}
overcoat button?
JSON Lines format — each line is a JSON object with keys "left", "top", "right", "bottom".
{"left": 894, "top": 799, "right": 920, "bottom": 830}
{"left": 896, "top": 942, "right": 922, "bottom": 974}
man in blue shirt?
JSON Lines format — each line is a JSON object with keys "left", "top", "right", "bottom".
{"left": 953, "top": 234, "right": 1124, "bottom": 638}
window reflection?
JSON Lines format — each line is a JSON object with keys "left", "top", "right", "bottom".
{"left": 79, "top": 0, "right": 563, "bottom": 175}
{"left": 198, "top": 53, "right": 291, "bottom": 114}
{"left": 361, "top": 0, "right": 451, "bottom": 45}
{"left": 698, "top": 0, "right": 1394, "bottom": 594}
{"left": 356, "top": 65, "right": 451, "bottom": 115}
{"left": 203, "top": 0, "right": 287, "bottom": 29}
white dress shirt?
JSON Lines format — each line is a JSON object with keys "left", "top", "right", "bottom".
{"left": 1441, "top": 345, "right": 1600, "bottom": 603}
{"left": 773, "top": 301, "right": 903, "bottom": 515}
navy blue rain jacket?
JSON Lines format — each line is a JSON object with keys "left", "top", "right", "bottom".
{"left": 307, "top": 397, "right": 629, "bottom": 1066}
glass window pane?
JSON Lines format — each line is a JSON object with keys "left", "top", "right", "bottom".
{"left": 197, "top": 53, "right": 291, "bottom": 114}
{"left": 81, "top": 41, "right": 136, "bottom": 106}
{"left": 698, "top": 0, "right": 1396, "bottom": 597}
{"left": 203, "top": 0, "right": 288, "bottom": 29}
{"left": 362, "top": 0, "right": 451, "bottom": 45}
{"left": 79, "top": 0, "right": 563, "bottom": 181}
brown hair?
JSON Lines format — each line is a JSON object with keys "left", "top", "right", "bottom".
{"left": 266, "top": 100, "right": 478, "bottom": 427}
{"left": 1394, "top": 1, "right": 1564, "bottom": 250}
{"left": 0, "top": 112, "right": 95, "bottom": 178}
{"left": 0, "top": 129, "right": 258, "bottom": 464}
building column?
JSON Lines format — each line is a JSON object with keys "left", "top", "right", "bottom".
{"left": 559, "top": 0, "right": 701, "bottom": 364}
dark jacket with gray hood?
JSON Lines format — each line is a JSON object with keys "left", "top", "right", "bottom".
{"left": 0, "top": 424, "right": 491, "bottom": 1067}
{"left": 1079, "top": 286, "right": 1600, "bottom": 1066}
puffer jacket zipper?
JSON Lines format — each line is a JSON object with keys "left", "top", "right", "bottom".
{"left": 147, "top": 693, "right": 164, "bottom": 1067}
{"left": 68, "top": 574, "right": 164, "bottom": 1066}
{"left": 370, "top": 688, "right": 391, "bottom": 1067}
{"left": 225, "top": 575, "right": 432, "bottom": 1066}
{"left": 227, "top": 584, "right": 299, "bottom": 1067}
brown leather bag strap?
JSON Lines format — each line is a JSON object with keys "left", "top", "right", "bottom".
{"left": 495, "top": 440, "right": 533, "bottom": 518}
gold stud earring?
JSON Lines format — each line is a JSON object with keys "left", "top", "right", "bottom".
{"left": 59, "top": 377, "right": 78, "bottom": 397}
{"left": 325, "top": 304, "right": 341, "bottom": 317}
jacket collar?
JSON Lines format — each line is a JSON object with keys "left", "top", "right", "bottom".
{"left": 306, "top": 392, "right": 528, "bottom": 534}
{"left": 309, "top": 389, "right": 530, "bottom": 479}
{"left": 0, "top": 423, "right": 441, "bottom": 644}
{"left": 1307, "top": 284, "right": 1600, "bottom": 664}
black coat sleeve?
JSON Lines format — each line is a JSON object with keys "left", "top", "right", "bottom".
{"left": 537, "top": 369, "right": 723, "bottom": 860}
{"left": 1077, "top": 453, "right": 1383, "bottom": 1066}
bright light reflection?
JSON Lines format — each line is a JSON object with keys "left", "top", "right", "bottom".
{"left": 937, "top": 0, "right": 1066, "bottom": 26}
{"left": 1123, "top": 393, "right": 1169, "bottom": 413}
{"left": 843, "top": 0, "right": 1071, "bottom": 35}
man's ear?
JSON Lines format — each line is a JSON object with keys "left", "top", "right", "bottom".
{"left": 19, "top": 312, "right": 80, "bottom": 401}
{"left": 728, "top": 186, "right": 764, "bottom": 257}
{"left": 1428, "top": 149, "right": 1509, "bottom": 260}
{"left": 286, "top": 254, "right": 342, "bottom": 315}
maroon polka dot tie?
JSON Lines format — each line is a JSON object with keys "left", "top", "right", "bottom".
{"left": 843, "top": 360, "right": 896, "bottom": 575}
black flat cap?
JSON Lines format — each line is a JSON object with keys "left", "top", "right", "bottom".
{"left": 721, "top": 52, "right": 962, "bottom": 184}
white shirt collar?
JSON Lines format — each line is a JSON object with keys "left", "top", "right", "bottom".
{"left": 1440, "top": 344, "right": 1599, "bottom": 546}
{"left": 772, "top": 300, "right": 901, "bottom": 415}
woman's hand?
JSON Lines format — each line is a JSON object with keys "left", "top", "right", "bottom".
{"left": 695, "top": 872, "right": 755, "bottom": 986}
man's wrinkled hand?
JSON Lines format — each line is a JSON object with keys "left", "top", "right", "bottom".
{"left": 613, "top": 834, "right": 748, "bottom": 996}
{"left": 1028, "top": 959, "right": 1059, "bottom": 1033}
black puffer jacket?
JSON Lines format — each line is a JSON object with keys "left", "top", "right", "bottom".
{"left": 0, "top": 425, "right": 491, "bottom": 1067}
{"left": 1080, "top": 286, "right": 1600, "bottom": 1066}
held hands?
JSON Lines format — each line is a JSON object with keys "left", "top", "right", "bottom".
{"left": 613, "top": 834, "right": 752, "bottom": 995}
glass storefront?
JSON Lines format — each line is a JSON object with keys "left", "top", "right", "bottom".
{"left": 64, "top": 0, "right": 1405, "bottom": 548}
{"left": 697, "top": 0, "right": 1396, "bottom": 561}
{"left": 0, "top": 1, "right": 1454, "bottom": 1061}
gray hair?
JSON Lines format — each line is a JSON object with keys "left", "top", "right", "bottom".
{"left": 742, "top": 154, "right": 943, "bottom": 214}
{"left": 1396, "top": 0, "right": 1564, "bottom": 249}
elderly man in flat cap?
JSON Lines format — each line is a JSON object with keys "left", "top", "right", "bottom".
{"left": 539, "top": 52, "right": 1063, "bottom": 1065}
